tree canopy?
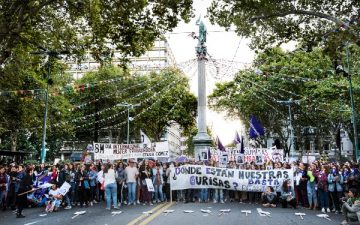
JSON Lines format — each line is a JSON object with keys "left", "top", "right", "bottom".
{"left": 208, "top": 0, "right": 360, "bottom": 53}
{"left": 209, "top": 46, "right": 360, "bottom": 156}
{"left": 0, "top": 0, "right": 194, "bottom": 65}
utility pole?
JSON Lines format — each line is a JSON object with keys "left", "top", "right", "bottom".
{"left": 276, "top": 98, "right": 299, "bottom": 159}
{"left": 192, "top": 16, "right": 212, "bottom": 158}
{"left": 32, "top": 48, "right": 69, "bottom": 163}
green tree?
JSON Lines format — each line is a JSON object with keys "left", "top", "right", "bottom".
{"left": 207, "top": 1, "right": 360, "bottom": 53}
{"left": 0, "top": 0, "right": 194, "bottom": 65}
{"left": 209, "top": 46, "right": 360, "bottom": 157}
{"left": 69, "top": 66, "right": 197, "bottom": 147}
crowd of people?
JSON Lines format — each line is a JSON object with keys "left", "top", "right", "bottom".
{"left": 0, "top": 158, "right": 359, "bottom": 224}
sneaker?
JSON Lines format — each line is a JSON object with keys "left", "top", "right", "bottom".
{"left": 220, "top": 200, "right": 224, "bottom": 204}
{"left": 335, "top": 210, "right": 339, "bottom": 214}
{"left": 326, "top": 208, "right": 330, "bottom": 213}
{"left": 118, "top": 203, "right": 122, "bottom": 207}
{"left": 341, "top": 220, "right": 349, "bottom": 225}
{"left": 65, "top": 206, "right": 72, "bottom": 210}
{"left": 90, "top": 202, "right": 93, "bottom": 206}
{"left": 133, "top": 202, "right": 136, "bottom": 206}
{"left": 93, "top": 200, "right": 98, "bottom": 204}
{"left": 137, "top": 200, "right": 140, "bottom": 204}
{"left": 149, "top": 202, "right": 153, "bottom": 206}
{"left": 213, "top": 200, "right": 217, "bottom": 203}
{"left": 143, "top": 203, "right": 146, "bottom": 206}
{"left": 321, "top": 208, "right": 325, "bottom": 213}
{"left": 124, "top": 201, "right": 127, "bottom": 205}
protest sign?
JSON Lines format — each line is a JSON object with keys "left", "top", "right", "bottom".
{"left": 59, "top": 182, "right": 71, "bottom": 195}
{"left": 145, "top": 178, "right": 155, "bottom": 192}
{"left": 210, "top": 147, "right": 284, "bottom": 163}
{"left": 170, "top": 165, "right": 293, "bottom": 192}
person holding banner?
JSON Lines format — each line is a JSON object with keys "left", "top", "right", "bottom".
{"left": 16, "top": 167, "right": 34, "bottom": 218}
{"left": 45, "top": 182, "right": 63, "bottom": 212}
{"left": 139, "top": 160, "right": 153, "bottom": 205}
{"left": 103, "top": 164, "right": 119, "bottom": 210}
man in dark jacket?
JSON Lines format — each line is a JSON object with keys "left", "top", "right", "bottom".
{"left": 16, "top": 167, "right": 33, "bottom": 218}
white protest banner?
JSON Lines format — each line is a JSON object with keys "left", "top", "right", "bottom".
{"left": 170, "top": 165, "right": 293, "bottom": 192}
{"left": 153, "top": 141, "right": 169, "bottom": 158}
{"left": 93, "top": 143, "right": 156, "bottom": 160}
{"left": 145, "top": 178, "right": 155, "bottom": 192}
{"left": 93, "top": 142, "right": 169, "bottom": 160}
{"left": 59, "top": 182, "right": 71, "bottom": 195}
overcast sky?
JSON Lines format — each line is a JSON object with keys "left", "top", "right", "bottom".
{"left": 166, "top": 0, "right": 255, "bottom": 145}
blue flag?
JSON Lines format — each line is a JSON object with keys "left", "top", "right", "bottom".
{"left": 249, "top": 115, "right": 265, "bottom": 139}
{"left": 216, "top": 136, "right": 226, "bottom": 152}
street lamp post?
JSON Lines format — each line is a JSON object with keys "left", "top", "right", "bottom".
{"left": 276, "top": 98, "right": 300, "bottom": 159}
{"left": 345, "top": 44, "right": 359, "bottom": 162}
{"left": 117, "top": 103, "right": 140, "bottom": 144}
{"left": 32, "top": 48, "right": 69, "bottom": 163}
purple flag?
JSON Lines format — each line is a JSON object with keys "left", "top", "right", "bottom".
{"left": 216, "top": 136, "right": 226, "bottom": 152}
{"left": 208, "top": 148, "right": 211, "bottom": 160}
{"left": 234, "top": 131, "right": 241, "bottom": 144}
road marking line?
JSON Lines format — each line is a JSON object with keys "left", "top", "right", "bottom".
{"left": 126, "top": 203, "right": 166, "bottom": 225}
{"left": 138, "top": 202, "right": 174, "bottom": 225}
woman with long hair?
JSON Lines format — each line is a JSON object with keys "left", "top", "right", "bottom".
{"left": 139, "top": 160, "right": 152, "bottom": 205}
{"left": 317, "top": 165, "right": 330, "bottom": 213}
{"left": 280, "top": 179, "right": 297, "bottom": 209}
{"left": 328, "top": 164, "right": 343, "bottom": 213}
{"left": 103, "top": 164, "right": 119, "bottom": 210}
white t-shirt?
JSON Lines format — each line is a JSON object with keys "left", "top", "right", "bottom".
{"left": 104, "top": 169, "right": 116, "bottom": 186}
{"left": 49, "top": 188, "right": 59, "bottom": 197}
{"left": 125, "top": 166, "right": 139, "bottom": 183}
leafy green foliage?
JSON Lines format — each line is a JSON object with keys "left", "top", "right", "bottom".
{"left": 0, "top": 0, "right": 194, "bottom": 65}
{"left": 207, "top": 0, "right": 360, "bottom": 53}
{"left": 209, "top": 46, "right": 360, "bottom": 155}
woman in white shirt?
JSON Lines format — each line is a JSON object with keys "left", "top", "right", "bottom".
{"left": 103, "top": 164, "right": 119, "bottom": 210}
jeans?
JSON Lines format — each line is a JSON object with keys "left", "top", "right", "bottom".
{"left": 213, "top": 189, "right": 223, "bottom": 202}
{"left": 154, "top": 184, "right": 163, "bottom": 202}
{"left": 200, "top": 189, "right": 208, "bottom": 202}
{"left": 70, "top": 182, "right": 76, "bottom": 203}
{"left": 127, "top": 182, "right": 136, "bottom": 204}
{"left": 318, "top": 189, "right": 329, "bottom": 208}
{"left": 307, "top": 182, "right": 317, "bottom": 206}
{"left": 105, "top": 182, "right": 117, "bottom": 209}
{"left": 0, "top": 190, "right": 6, "bottom": 208}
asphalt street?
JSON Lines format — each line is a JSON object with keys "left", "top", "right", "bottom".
{"left": 0, "top": 201, "right": 346, "bottom": 225}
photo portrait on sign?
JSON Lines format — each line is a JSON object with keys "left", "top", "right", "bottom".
{"left": 256, "top": 154, "right": 264, "bottom": 165}
{"left": 236, "top": 154, "right": 244, "bottom": 164}
{"left": 219, "top": 154, "right": 228, "bottom": 167}
{"left": 197, "top": 149, "right": 208, "bottom": 161}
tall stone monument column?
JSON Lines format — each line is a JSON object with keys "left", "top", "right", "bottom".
{"left": 193, "top": 18, "right": 212, "bottom": 160}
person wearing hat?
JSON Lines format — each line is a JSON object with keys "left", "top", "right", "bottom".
{"left": 125, "top": 159, "right": 139, "bottom": 205}
{"left": 341, "top": 188, "right": 360, "bottom": 225}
